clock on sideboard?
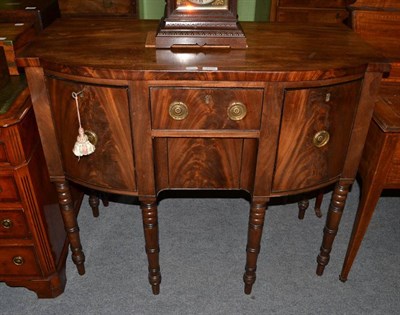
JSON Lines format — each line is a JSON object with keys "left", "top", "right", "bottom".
{"left": 155, "top": 0, "right": 247, "bottom": 49}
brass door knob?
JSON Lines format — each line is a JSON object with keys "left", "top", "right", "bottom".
{"left": 313, "top": 130, "right": 330, "bottom": 148}
{"left": 227, "top": 102, "right": 247, "bottom": 121}
{"left": 12, "top": 256, "right": 24, "bottom": 266}
{"left": 169, "top": 102, "right": 189, "bottom": 120}
{"left": 84, "top": 130, "right": 98, "bottom": 146}
{"left": 1, "top": 219, "right": 12, "bottom": 229}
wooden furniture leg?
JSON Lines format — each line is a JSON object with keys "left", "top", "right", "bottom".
{"left": 339, "top": 179, "right": 382, "bottom": 281}
{"left": 316, "top": 181, "right": 350, "bottom": 276}
{"left": 55, "top": 180, "right": 85, "bottom": 275}
{"left": 88, "top": 194, "right": 100, "bottom": 217}
{"left": 243, "top": 198, "right": 268, "bottom": 294}
{"left": 298, "top": 189, "right": 324, "bottom": 219}
{"left": 140, "top": 198, "right": 161, "bottom": 295}
{"left": 297, "top": 198, "right": 309, "bottom": 220}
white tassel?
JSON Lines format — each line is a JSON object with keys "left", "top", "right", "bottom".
{"left": 73, "top": 127, "right": 95, "bottom": 156}
{"left": 72, "top": 92, "right": 95, "bottom": 158}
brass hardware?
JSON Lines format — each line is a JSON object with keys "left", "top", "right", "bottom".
{"left": 1, "top": 219, "right": 12, "bottom": 229}
{"left": 227, "top": 102, "right": 247, "bottom": 121}
{"left": 169, "top": 102, "right": 189, "bottom": 120}
{"left": 313, "top": 130, "right": 330, "bottom": 148}
{"left": 12, "top": 256, "right": 24, "bottom": 266}
{"left": 84, "top": 130, "right": 98, "bottom": 146}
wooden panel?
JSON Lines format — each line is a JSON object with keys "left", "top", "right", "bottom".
{"left": 150, "top": 87, "right": 263, "bottom": 130}
{"left": 0, "top": 246, "right": 41, "bottom": 276}
{"left": 167, "top": 138, "right": 243, "bottom": 189}
{"left": 278, "top": 0, "right": 349, "bottom": 8}
{"left": 273, "top": 80, "right": 361, "bottom": 192}
{"left": 352, "top": 10, "right": 400, "bottom": 61}
{"left": 350, "top": 0, "right": 400, "bottom": 9}
{"left": 0, "top": 210, "right": 30, "bottom": 239}
{"left": 47, "top": 77, "right": 137, "bottom": 194}
{"left": 276, "top": 8, "right": 349, "bottom": 23}
{"left": 58, "top": 0, "right": 136, "bottom": 16}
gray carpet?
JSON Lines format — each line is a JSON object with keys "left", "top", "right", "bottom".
{"left": 1, "top": 182, "right": 399, "bottom": 314}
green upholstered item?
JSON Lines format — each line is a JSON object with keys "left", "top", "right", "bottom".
{"left": 0, "top": 75, "right": 27, "bottom": 114}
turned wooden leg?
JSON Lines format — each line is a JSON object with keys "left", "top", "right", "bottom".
{"left": 298, "top": 198, "right": 309, "bottom": 220}
{"left": 55, "top": 180, "right": 85, "bottom": 275}
{"left": 316, "top": 181, "right": 350, "bottom": 276}
{"left": 88, "top": 194, "right": 100, "bottom": 217}
{"left": 140, "top": 198, "right": 161, "bottom": 295}
{"left": 243, "top": 198, "right": 268, "bottom": 294}
{"left": 339, "top": 181, "right": 383, "bottom": 282}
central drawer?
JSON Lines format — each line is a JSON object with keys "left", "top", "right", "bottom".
{"left": 150, "top": 87, "right": 264, "bottom": 130}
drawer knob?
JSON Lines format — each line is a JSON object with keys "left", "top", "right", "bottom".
{"left": 228, "top": 102, "right": 247, "bottom": 121}
{"left": 1, "top": 219, "right": 12, "bottom": 229}
{"left": 313, "top": 130, "right": 330, "bottom": 148}
{"left": 12, "top": 256, "right": 24, "bottom": 266}
{"left": 169, "top": 102, "right": 189, "bottom": 120}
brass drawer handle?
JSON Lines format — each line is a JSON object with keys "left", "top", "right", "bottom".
{"left": 313, "top": 130, "right": 330, "bottom": 148}
{"left": 85, "top": 130, "right": 98, "bottom": 146}
{"left": 1, "top": 218, "right": 13, "bottom": 229}
{"left": 13, "top": 256, "right": 24, "bottom": 266}
{"left": 227, "top": 102, "right": 247, "bottom": 121}
{"left": 169, "top": 102, "right": 189, "bottom": 120}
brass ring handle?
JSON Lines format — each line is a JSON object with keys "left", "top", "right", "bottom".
{"left": 169, "top": 102, "right": 189, "bottom": 120}
{"left": 1, "top": 219, "right": 12, "bottom": 229}
{"left": 313, "top": 130, "right": 330, "bottom": 148}
{"left": 227, "top": 102, "right": 247, "bottom": 121}
{"left": 13, "top": 256, "right": 24, "bottom": 266}
{"left": 84, "top": 130, "right": 98, "bottom": 146}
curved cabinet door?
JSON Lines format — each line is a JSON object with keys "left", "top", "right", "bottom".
{"left": 46, "top": 77, "right": 136, "bottom": 194}
{"left": 272, "top": 80, "right": 362, "bottom": 193}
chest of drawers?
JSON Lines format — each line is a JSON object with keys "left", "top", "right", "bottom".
{"left": 17, "top": 19, "right": 388, "bottom": 295}
{"left": 0, "top": 81, "right": 83, "bottom": 298}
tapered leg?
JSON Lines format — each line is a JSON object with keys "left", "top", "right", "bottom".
{"left": 298, "top": 198, "right": 309, "bottom": 220}
{"left": 88, "top": 194, "right": 100, "bottom": 217}
{"left": 140, "top": 198, "right": 161, "bottom": 295}
{"left": 55, "top": 180, "right": 85, "bottom": 275}
{"left": 243, "top": 198, "right": 268, "bottom": 294}
{"left": 339, "top": 182, "right": 383, "bottom": 282}
{"left": 314, "top": 190, "right": 324, "bottom": 218}
{"left": 316, "top": 181, "right": 350, "bottom": 276}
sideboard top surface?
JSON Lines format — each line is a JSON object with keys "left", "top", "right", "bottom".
{"left": 17, "top": 18, "right": 389, "bottom": 81}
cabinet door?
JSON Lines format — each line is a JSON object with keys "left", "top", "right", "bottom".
{"left": 272, "top": 80, "right": 362, "bottom": 193}
{"left": 46, "top": 77, "right": 136, "bottom": 193}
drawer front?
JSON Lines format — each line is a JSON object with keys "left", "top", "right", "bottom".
{"left": 273, "top": 80, "right": 362, "bottom": 193}
{"left": 150, "top": 87, "right": 263, "bottom": 130}
{"left": 0, "top": 173, "right": 20, "bottom": 203}
{"left": 0, "top": 209, "right": 30, "bottom": 239}
{"left": 166, "top": 138, "right": 242, "bottom": 189}
{"left": 47, "top": 77, "right": 137, "bottom": 193}
{"left": 278, "top": 0, "right": 348, "bottom": 8}
{"left": 0, "top": 246, "right": 41, "bottom": 276}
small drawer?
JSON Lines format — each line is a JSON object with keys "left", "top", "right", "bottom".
{"left": 0, "top": 209, "right": 30, "bottom": 239}
{"left": 0, "top": 246, "right": 41, "bottom": 276}
{"left": 150, "top": 87, "right": 263, "bottom": 130}
{"left": 0, "top": 173, "right": 20, "bottom": 203}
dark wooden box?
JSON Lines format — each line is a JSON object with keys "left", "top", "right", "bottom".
{"left": 0, "top": 0, "right": 60, "bottom": 31}
{"left": 58, "top": 0, "right": 137, "bottom": 17}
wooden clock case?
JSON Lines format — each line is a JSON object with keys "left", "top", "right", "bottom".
{"left": 155, "top": 0, "right": 247, "bottom": 48}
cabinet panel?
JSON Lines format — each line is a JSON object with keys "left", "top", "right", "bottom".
{"left": 47, "top": 77, "right": 137, "bottom": 193}
{"left": 272, "top": 80, "right": 362, "bottom": 192}
{"left": 150, "top": 87, "right": 263, "bottom": 130}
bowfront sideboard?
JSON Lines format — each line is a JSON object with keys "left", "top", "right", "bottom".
{"left": 16, "top": 19, "right": 388, "bottom": 295}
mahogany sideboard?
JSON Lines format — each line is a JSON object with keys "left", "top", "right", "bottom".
{"left": 16, "top": 19, "right": 388, "bottom": 295}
